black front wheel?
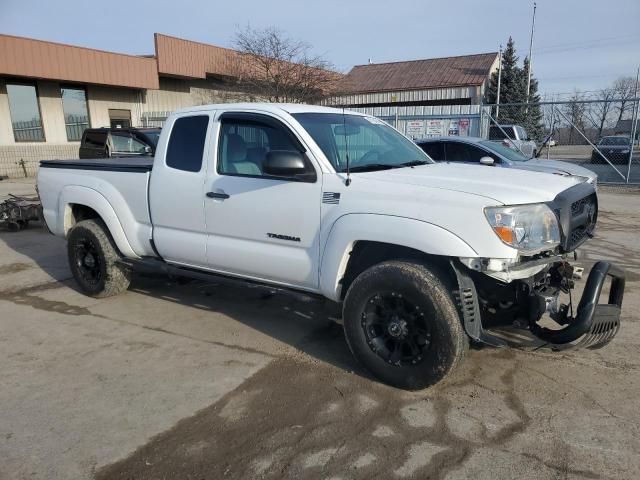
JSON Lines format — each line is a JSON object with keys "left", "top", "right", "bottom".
{"left": 67, "top": 219, "right": 130, "bottom": 298}
{"left": 343, "top": 261, "right": 468, "bottom": 390}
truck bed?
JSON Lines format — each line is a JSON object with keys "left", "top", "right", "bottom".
{"left": 40, "top": 157, "right": 154, "bottom": 172}
{"left": 38, "top": 157, "right": 155, "bottom": 258}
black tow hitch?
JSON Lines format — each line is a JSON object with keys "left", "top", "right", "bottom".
{"left": 530, "top": 261, "right": 625, "bottom": 349}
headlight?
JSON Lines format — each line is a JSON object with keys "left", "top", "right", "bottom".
{"left": 484, "top": 203, "right": 560, "bottom": 253}
{"left": 573, "top": 175, "right": 590, "bottom": 183}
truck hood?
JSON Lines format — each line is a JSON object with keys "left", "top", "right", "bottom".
{"left": 357, "top": 162, "right": 582, "bottom": 205}
{"left": 512, "top": 158, "right": 597, "bottom": 183}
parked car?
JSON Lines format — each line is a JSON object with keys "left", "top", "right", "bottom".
{"left": 591, "top": 136, "right": 632, "bottom": 164}
{"left": 416, "top": 136, "right": 597, "bottom": 186}
{"left": 37, "top": 103, "right": 624, "bottom": 390}
{"left": 489, "top": 124, "right": 538, "bottom": 157}
{"left": 79, "top": 127, "right": 161, "bottom": 159}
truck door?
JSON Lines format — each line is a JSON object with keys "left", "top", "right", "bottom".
{"left": 204, "top": 112, "right": 322, "bottom": 289}
{"left": 149, "top": 114, "right": 211, "bottom": 268}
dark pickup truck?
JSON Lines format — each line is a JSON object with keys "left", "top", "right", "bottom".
{"left": 79, "top": 127, "right": 161, "bottom": 159}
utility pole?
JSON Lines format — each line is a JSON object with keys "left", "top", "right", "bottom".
{"left": 496, "top": 44, "right": 503, "bottom": 119}
{"left": 626, "top": 65, "right": 639, "bottom": 183}
{"left": 526, "top": 2, "right": 537, "bottom": 106}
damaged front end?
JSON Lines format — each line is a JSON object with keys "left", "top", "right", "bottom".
{"left": 452, "top": 258, "right": 624, "bottom": 349}
{"left": 453, "top": 183, "right": 625, "bottom": 350}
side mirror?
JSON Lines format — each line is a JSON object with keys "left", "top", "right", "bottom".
{"left": 144, "top": 145, "right": 153, "bottom": 155}
{"left": 263, "top": 150, "right": 308, "bottom": 177}
{"left": 479, "top": 156, "right": 495, "bottom": 166}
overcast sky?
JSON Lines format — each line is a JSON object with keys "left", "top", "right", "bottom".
{"left": 1, "top": 0, "right": 638, "bottom": 99}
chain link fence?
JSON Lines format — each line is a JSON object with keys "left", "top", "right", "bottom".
{"left": 479, "top": 99, "right": 640, "bottom": 184}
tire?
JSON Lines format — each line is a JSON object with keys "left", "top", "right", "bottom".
{"left": 67, "top": 219, "right": 130, "bottom": 298}
{"left": 343, "top": 261, "right": 468, "bottom": 390}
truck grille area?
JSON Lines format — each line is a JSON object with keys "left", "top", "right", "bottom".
{"left": 571, "top": 196, "right": 591, "bottom": 215}
{"left": 548, "top": 183, "right": 598, "bottom": 253}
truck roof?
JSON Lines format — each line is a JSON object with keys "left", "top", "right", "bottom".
{"left": 172, "top": 102, "right": 365, "bottom": 116}
{"left": 85, "top": 127, "right": 161, "bottom": 132}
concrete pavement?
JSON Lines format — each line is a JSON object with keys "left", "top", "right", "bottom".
{"left": 1, "top": 180, "right": 639, "bottom": 479}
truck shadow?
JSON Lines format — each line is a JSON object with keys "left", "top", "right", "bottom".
{"left": 1, "top": 225, "right": 548, "bottom": 379}
{"left": 0, "top": 226, "right": 370, "bottom": 378}
{"left": 125, "top": 272, "right": 371, "bottom": 378}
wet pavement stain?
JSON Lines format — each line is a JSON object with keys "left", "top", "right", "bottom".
{"left": 0, "top": 280, "right": 106, "bottom": 318}
{"left": 0, "top": 262, "right": 32, "bottom": 275}
{"left": 94, "top": 344, "right": 604, "bottom": 480}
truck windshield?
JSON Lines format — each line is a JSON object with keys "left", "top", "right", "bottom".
{"left": 292, "top": 113, "right": 433, "bottom": 172}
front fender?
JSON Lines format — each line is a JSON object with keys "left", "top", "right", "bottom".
{"left": 319, "top": 214, "right": 478, "bottom": 301}
{"left": 58, "top": 185, "right": 138, "bottom": 258}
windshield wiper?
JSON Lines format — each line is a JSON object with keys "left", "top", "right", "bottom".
{"left": 345, "top": 160, "right": 430, "bottom": 173}
{"left": 398, "top": 160, "right": 431, "bottom": 168}
{"left": 347, "top": 164, "right": 398, "bottom": 172}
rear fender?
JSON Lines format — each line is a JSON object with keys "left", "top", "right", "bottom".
{"left": 319, "top": 214, "right": 478, "bottom": 301}
{"left": 58, "top": 185, "right": 138, "bottom": 258}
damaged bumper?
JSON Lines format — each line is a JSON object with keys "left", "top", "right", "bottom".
{"left": 529, "top": 261, "right": 625, "bottom": 349}
{"left": 452, "top": 259, "right": 625, "bottom": 350}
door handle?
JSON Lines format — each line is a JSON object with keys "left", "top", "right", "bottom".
{"left": 206, "top": 191, "right": 230, "bottom": 199}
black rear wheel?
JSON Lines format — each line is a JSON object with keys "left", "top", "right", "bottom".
{"left": 67, "top": 219, "right": 130, "bottom": 297}
{"left": 343, "top": 261, "right": 468, "bottom": 390}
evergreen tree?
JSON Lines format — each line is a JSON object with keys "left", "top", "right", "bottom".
{"left": 486, "top": 37, "right": 522, "bottom": 106}
{"left": 485, "top": 37, "right": 544, "bottom": 141}
{"left": 522, "top": 56, "right": 544, "bottom": 140}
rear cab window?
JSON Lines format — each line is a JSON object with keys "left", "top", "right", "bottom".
{"left": 489, "top": 126, "right": 516, "bottom": 141}
{"left": 82, "top": 131, "right": 108, "bottom": 148}
{"left": 166, "top": 116, "right": 209, "bottom": 172}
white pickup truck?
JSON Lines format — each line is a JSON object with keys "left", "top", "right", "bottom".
{"left": 37, "top": 103, "right": 625, "bottom": 390}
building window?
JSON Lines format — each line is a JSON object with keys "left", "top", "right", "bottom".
{"left": 61, "top": 86, "right": 90, "bottom": 141}
{"left": 6, "top": 84, "right": 45, "bottom": 142}
{"left": 108, "top": 109, "right": 131, "bottom": 128}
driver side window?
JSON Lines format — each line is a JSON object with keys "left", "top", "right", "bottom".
{"left": 444, "top": 142, "right": 497, "bottom": 163}
{"left": 217, "top": 116, "right": 312, "bottom": 179}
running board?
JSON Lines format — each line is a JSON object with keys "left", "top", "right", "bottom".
{"left": 117, "top": 257, "right": 325, "bottom": 299}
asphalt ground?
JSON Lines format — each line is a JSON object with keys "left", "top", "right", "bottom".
{"left": 1, "top": 179, "right": 639, "bottom": 480}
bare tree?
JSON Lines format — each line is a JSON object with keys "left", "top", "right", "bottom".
{"left": 612, "top": 76, "right": 636, "bottom": 123}
{"left": 585, "top": 88, "right": 615, "bottom": 139}
{"left": 562, "top": 90, "right": 587, "bottom": 144}
{"left": 233, "top": 26, "right": 339, "bottom": 103}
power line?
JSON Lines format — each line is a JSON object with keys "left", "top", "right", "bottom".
{"left": 534, "top": 33, "right": 640, "bottom": 52}
{"left": 534, "top": 38, "right": 640, "bottom": 55}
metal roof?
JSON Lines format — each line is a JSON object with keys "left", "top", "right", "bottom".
{"left": 0, "top": 34, "right": 159, "bottom": 89}
{"left": 338, "top": 52, "right": 499, "bottom": 94}
{"left": 0, "top": 33, "right": 341, "bottom": 92}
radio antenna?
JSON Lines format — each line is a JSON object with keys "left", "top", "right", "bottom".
{"left": 342, "top": 107, "right": 351, "bottom": 186}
